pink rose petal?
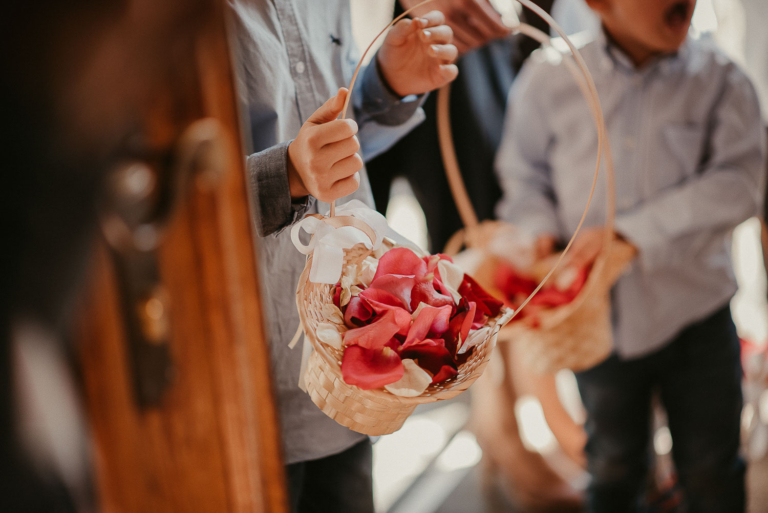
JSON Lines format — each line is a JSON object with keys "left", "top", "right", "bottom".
{"left": 342, "top": 345, "right": 404, "bottom": 390}
{"left": 374, "top": 247, "right": 427, "bottom": 280}
{"left": 359, "top": 288, "right": 412, "bottom": 336}
{"left": 410, "top": 279, "right": 454, "bottom": 311}
{"left": 404, "top": 304, "right": 452, "bottom": 346}
{"left": 343, "top": 310, "right": 401, "bottom": 349}
{"left": 369, "top": 274, "right": 415, "bottom": 311}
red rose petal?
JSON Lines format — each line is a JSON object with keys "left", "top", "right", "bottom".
{"left": 342, "top": 345, "right": 404, "bottom": 390}
{"left": 374, "top": 247, "right": 427, "bottom": 281}
{"left": 345, "top": 296, "right": 374, "bottom": 327}
{"left": 344, "top": 310, "right": 402, "bottom": 349}
{"left": 460, "top": 273, "right": 504, "bottom": 318}
{"left": 333, "top": 283, "right": 342, "bottom": 308}
{"left": 369, "top": 274, "right": 416, "bottom": 311}
{"left": 404, "top": 304, "right": 452, "bottom": 346}
{"left": 399, "top": 338, "right": 455, "bottom": 377}
{"left": 431, "top": 365, "right": 458, "bottom": 384}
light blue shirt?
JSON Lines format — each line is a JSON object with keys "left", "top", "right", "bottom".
{"left": 495, "top": 29, "right": 765, "bottom": 359}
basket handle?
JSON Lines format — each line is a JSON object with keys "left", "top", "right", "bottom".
{"left": 330, "top": 0, "right": 438, "bottom": 218}
{"left": 437, "top": 7, "right": 616, "bottom": 322}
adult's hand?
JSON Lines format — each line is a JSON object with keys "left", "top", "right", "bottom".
{"left": 399, "top": 0, "right": 510, "bottom": 54}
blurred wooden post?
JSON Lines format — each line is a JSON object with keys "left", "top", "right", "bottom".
{"left": 75, "top": 0, "right": 287, "bottom": 511}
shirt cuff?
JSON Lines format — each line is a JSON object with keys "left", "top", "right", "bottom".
{"left": 360, "top": 56, "right": 425, "bottom": 126}
{"left": 614, "top": 211, "right": 664, "bottom": 272}
{"left": 246, "top": 140, "right": 312, "bottom": 237}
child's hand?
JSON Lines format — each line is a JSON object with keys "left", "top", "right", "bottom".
{"left": 399, "top": 0, "right": 510, "bottom": 55}
{"left": 535, "top": 234, "right": 557, "bottom": 260}
{"left": 376, "top": 11, "right": 459, "bottom": 97}
{"left": 287, "top": 88, "right": 362, "bottom": 202}
{"left": 565, "top": 227, "right": 605, "bottom": 269}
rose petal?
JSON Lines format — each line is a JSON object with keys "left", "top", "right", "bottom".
{"left": 441, "top": 299, "right": 475, "bottom": 357}
{"left": 359, "top": 288, "right": 412, "bottom": 336}
{"left": 359, "top": 257, "right": 379, "bottom": 288}
{"left": 342, "top": 345, "right": 404, "bottom": 390}
{"left": 431, "top": 365, "right": 458, "bottom": 384}
{"left": 460, "top": 273, "right": 504, "bottom": 318}
{"left": 343, "top": 309, "right": 402, "bottom": 349}
{"left": 370, "top": 274, "right": 416, "bottom": 311}
{"left": 317, "top": 322, "right": 344, "bottom": 350}
{"left": 344, "top": 296, "right": 374, "bottom": 327}
{"left": 384, "top": 359, "right": 432, "bottom": 397}
{"left": 404, "top": 304, "right": 452, "bottom": 346}
{"left": 373, "top": 247, "right": 427, "bottom": 281}
{"left": 332, "top": 284, "right": 342, "bottom": 308}
{"left": 410, "top": 280, "right": 454, "bottom": 311}
{"left": 437, "top": 259, "right": 464, "bottom": 304}
{"left": 458, "top": 327, "right": 490, "bottom": 355}
{"left": 399, "top": 338, "right": 455, "bottom": 377}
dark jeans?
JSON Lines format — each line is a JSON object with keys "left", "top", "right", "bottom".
{"left": 286, "top": 439, "right": 374, "bottom": 513}
{"left": 576, "top": 305, "right": 745, "bottom": 513}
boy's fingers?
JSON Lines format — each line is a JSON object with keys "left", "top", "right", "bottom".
{"left": 428, "top": 44, "right": 458, "bottom": 63}
{"left": 306, "top": 88, "right": 348, "bottom": 125}
{"left": 386, "top": 18, "right": 417, "bottom": 46}
{"left": 322, "top": 136, "right": 360, "bottom": 164}
{"left": 437, "top": 64, "right": 459, "bottom": 82}
{"left": 314, "top": 119, "right": 358, "bottom": 147}
{"left": 329, "top": 153, "right": 364, "bottom": 182}
{"left": 330, "top": 172, "right": 361, "bottom": 200}
{"left": 420, "top": 25, "right": 453, "bottom": 44}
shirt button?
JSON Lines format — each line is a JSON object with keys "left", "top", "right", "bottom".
{"left": 295, "top": 61, "right": 306, "bottom": 74}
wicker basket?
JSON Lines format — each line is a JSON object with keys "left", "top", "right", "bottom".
{"left": 296, "top": 243, "right": 514, "bottom": 436}
{"left": 446, "top": 222, "right": 635, "bottom": 374}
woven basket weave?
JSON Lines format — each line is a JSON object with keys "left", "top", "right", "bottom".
{"left": 296, "top": 243, "right": 514, "bottom": 436}
{"left": 446, "top": 222, "right": 635, "bottom": 374}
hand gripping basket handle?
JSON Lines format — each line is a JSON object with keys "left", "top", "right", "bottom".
{"left": 330, "top": 0, "right": 439, "bottom": 217}
{"left": 437, "top": 2, "right": 616, "bottom": 321}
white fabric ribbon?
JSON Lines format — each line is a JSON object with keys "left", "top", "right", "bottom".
{"left": 290, "top": 200, "right": 389, "bottom": 284}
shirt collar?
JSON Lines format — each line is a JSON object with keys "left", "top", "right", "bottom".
{"left": 596, "top": 25, "right": 689, "bottom": 77}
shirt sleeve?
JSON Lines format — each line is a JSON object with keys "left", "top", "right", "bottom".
{"left": 352, "top": 57, "right": 428, "bottom": 162}
{"left": 494, "top": 60, "right": 561, "bottom": 238}
{"left": 246, "top": 140, "right": 314, "bottom": 237}
{"left": 614, "top": 66, "right": 766, "bottom": 272}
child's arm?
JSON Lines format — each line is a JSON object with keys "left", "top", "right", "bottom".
{"left": 614, "top": 68, "right": 766, "bottom": 271}
{"left": 494, "top": 63, "right": 561, "bottom": 244}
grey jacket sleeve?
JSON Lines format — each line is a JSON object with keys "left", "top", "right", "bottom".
{"left": 246, "top": 140, "right": 314, "bottom": 237}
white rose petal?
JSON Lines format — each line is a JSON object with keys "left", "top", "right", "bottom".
{"left": 322, "top": 303, "right": 345, "bottom": 325}
{"left": 555, "top": 266, "right": 579, "bottom": 291}
{"left": 316, "top": 322, "right": 343, "bottom": 350}
{"left": 458, "top": 327, "right": 490, "bottom": 355}
{"left": 385, "top": 359, "right": 432, "bottom": 397}
{"left": 359, "top": 257, "right": 379, "bottom": 288}
{"left": 437, "top": 259, "right": 465, "bottom": 304}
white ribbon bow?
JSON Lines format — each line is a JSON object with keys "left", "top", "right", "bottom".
{"left": 290, "top": 200, "right": 390, "bottom": 284}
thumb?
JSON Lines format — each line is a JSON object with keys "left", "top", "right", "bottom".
{"left": 307, "top": 88, "right": 348, "bottom": 125}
